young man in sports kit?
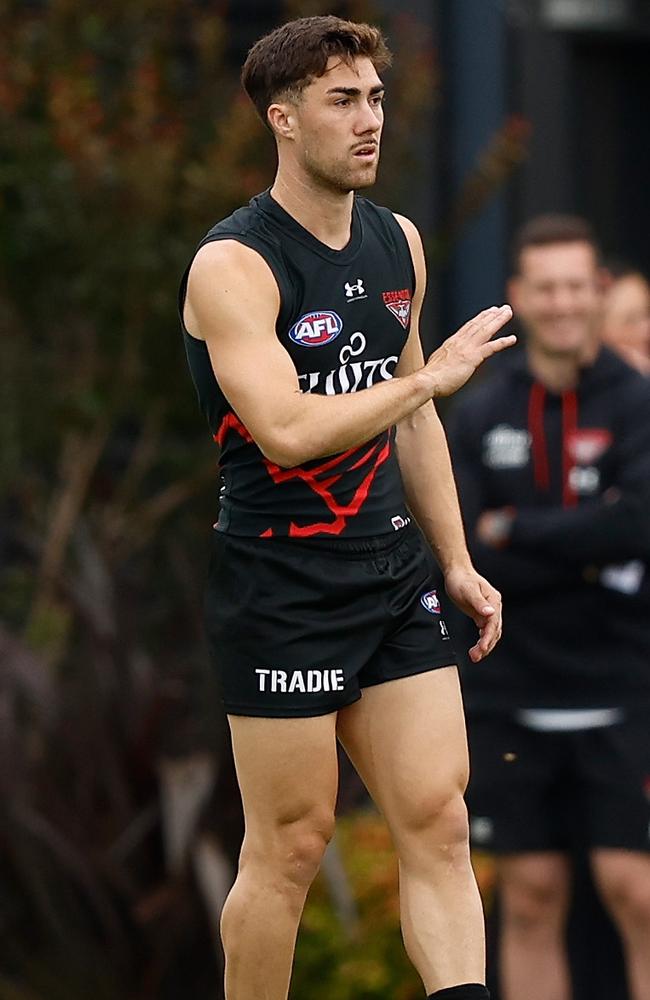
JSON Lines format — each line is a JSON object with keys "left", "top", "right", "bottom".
{"left": 179, "top": 16, "right": 515, "bottom": 1000}
{"left": 450, "top": 216, "right": 650, "bottom": 1000}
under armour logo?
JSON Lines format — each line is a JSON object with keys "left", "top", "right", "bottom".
{"left": 344, "top": 278, "right": 366, "bottom": 300}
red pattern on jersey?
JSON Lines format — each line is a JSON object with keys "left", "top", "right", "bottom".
{"left": 214, "top": 412, "right": 255, "bottom": 447}
{"left": 214, "top": 413, "right": 391, "bottom": 536}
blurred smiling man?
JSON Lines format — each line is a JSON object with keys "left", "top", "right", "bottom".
{"left": 178, "top": 15, "right": 515, "bottom": 1000}
{"left": 450, "top": 215, "right": 650, "bottom": 1000}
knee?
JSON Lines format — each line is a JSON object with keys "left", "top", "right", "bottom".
{"left": 396, "top": 786, "right": 470, "bottom": 860}
{"left": 281, "top": 812, "right": 335, "bottom": 890}
{"left": 501, "top": 864, "right": 568, "bottom": 935}
{"left": 245, "top": 807, "right": 336, "bottom": 894}
{"left": 596, "top": 858, "right": 650, "bottom": 930}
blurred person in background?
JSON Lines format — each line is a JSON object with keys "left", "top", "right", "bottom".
{"left": 449, "top": 215, "right": 650, "bottom": 1000}
{"left": 179, "top": 14, "right": 515, "bottom": 1000}
{"left": 601, "top": 264, "right": 650, "bottom": 376}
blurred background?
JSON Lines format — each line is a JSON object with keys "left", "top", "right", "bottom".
{"left": 1, "top": 0, "right": 649, "bottom": 997}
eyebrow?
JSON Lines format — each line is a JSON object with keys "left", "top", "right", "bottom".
{"left": 325, "top": 84, "right": 385, "bottom": 97}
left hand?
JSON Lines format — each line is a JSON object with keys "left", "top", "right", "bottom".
{"left": 444, "top": 565, "right": 503, "bottom": 663}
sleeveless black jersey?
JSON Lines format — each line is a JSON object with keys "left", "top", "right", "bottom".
{"left": 179, "top": 189, "right": 416, "bottom": 538}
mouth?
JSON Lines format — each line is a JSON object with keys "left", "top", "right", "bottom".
{"left": 352, "top": 143, "right": 378, "bottom": 159}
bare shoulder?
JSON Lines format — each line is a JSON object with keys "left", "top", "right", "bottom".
{"left": 185, "top": 239, "right": 280, "bottom": 340}
{"left": 392, "top": 213, "right": 426, "bottom": 296}
{"left": 392, "top": 212, "right": 422, "bottom": 246}
{"left": 189, "top": 238, "right": 278, "bottom": 293}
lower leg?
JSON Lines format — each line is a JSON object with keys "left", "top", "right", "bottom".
{"left": 498, "top": 854, "right": 571, "bottom": 1000}
{"left": 397, "top": 799, "right": 486, "bottom": 992}
{"left": 500, "top": 912, "right": 569, "bottom": 1000}
{"left": 592, "top": 849, "right": 650, "bottom": 1000}
{"left": 221, "top": 829, "right": 328, "bottom": 999}
{"left": 337, "top": 670, "right": 488, "bottom": 994}
{"left": 620, "top": 926, "right": 650, "bottom": 1000}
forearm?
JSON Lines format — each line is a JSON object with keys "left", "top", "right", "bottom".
{"left": 267, "top": 369, "right": 436, "bottom": 467}
{"left": 396, "top": 402, "right": 472, "bottom": 573}
{"left": 510, "top": 493, "right": 650, "bottom": 563}
{"left": 471, "top": 542, "right": 579, "bottom": 595}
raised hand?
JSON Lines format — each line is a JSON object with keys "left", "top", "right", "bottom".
{"left": 424, "top": 305, "right": 515, "bottom": 397}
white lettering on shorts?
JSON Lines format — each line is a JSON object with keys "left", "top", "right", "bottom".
{"left": 255, "top": 668, "right": 345, "bottom": 694}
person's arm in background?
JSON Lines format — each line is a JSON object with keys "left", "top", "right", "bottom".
{"left": 447, "top": 392, "right": 582, "bottom": 595}
{"left": 393, "top": 215, "right": 514, "bottom": 662}
{"left": 478, "top": 379, "right": 650, "bottom": 564}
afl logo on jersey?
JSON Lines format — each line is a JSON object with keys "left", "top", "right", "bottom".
{"left": 289, "top": 311, "right": 343, "bottom": 347}
{"left": 420, "top": 590, "right": 441, "bottom": 615}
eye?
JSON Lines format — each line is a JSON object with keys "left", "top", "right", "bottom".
{"left": 371, "top": 94, "right": 385, "bottom": 106}
{"left": 335, "top": 98, "right": 351, "bottom": 107}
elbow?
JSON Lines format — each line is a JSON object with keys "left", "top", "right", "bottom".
{"left": 259, "top": 432, "right": 307, "bottom": 469}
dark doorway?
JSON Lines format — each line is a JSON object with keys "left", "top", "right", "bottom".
{"left": 572, "top": 35, "right": 650, "bottom": 269}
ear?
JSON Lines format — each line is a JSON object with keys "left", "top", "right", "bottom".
{"left": 267, "top": 102, "right": 296, "bottom": 140}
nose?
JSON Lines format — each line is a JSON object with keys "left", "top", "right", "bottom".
{"left": 354, "top": 101, "right": 382, "bottom": 135}
{"left": 549, "top": 288, "right": 578, "bottom": 314}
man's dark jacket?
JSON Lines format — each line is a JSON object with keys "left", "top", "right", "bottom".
{"left": 448, "top": 347, "right": 650, "bottom": 712}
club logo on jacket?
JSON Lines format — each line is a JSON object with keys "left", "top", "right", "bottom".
{"left": 483, "top": 424, "right": 531, "bottom": 469}
{"left": 566, "top": 429, "right": 613, "bottom": 465}
{"left": 289, "top": 311, "right": 343, "bottom": 347}
{"left": 382, "top": 289, "right": 412, "bottom": 329}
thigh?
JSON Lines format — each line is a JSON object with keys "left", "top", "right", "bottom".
{"left": 580, "top": 714, "right": 650, "bottom": 851}
{"left": 229, "top": 713, "right": 339, "bottom": 843}
{"left": 336, "top": 666, "right": 468, "bottom": 837}
{"left": 466, "top": 717, "right": 571, "bottom": 853}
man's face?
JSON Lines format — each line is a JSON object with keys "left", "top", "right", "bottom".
{"left": 288, "top": 55, "right": 384, "bottom": 193}
{"left": 509, "top": 242, "right": 602, "bottom": 356}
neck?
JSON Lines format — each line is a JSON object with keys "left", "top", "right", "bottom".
{"left": 526, "top": 344, "right": 581, "bottom": 393}
{"left": 270, "top": 161, "right": 355, "bottom": 251}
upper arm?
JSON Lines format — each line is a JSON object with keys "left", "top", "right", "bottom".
{"left": 185, "top": 240, "right": 302, "bottom": 465}
{"left": 392, "top": 214, "right": 439, "bottom": 438}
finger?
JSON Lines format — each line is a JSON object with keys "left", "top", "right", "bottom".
{"left": 480, "top": 334, "right": 518, "bottom": 359}
{"left": 469, "top": 613, "right": 502, "bottom": 662}
{"left": 456, "top": 306, "right": 501, "bottom": 339}
{"left": 470, "top": 306, "right": 513, "bottom": 342}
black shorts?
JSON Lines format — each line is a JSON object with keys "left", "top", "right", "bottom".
{"left": 204, "top": 523, "right": 456, "bottom": 717}
{"left": 466, "top": 713, "right": 650, "bottom": 853}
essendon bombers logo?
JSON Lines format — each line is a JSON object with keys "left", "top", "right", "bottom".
{"left": 383, "top": 289, "right": 412, "bottom": 329}
{"left": 566, "top": 428, "right": 612, "bottom": 465}
{"left": 289, "top": 310, "right": 343, "bottom": 347}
